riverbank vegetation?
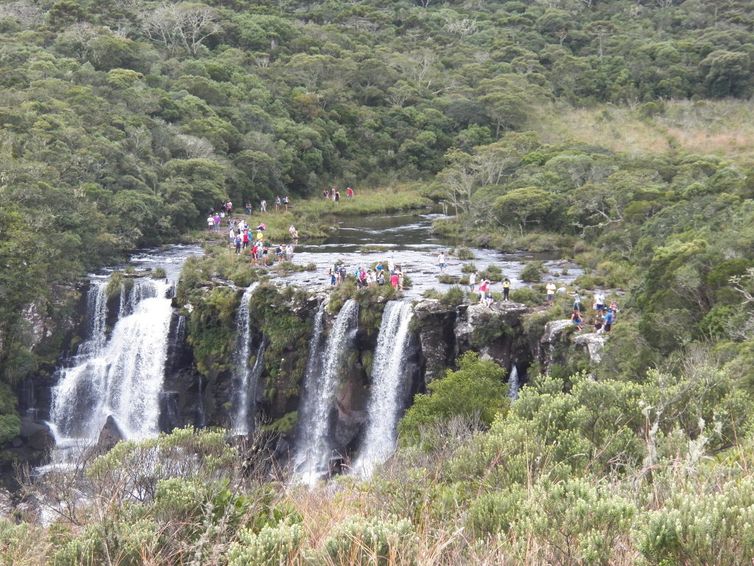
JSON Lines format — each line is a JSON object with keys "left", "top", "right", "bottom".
{"left": 2, "top": 0, "right": 754, "bottom": 561}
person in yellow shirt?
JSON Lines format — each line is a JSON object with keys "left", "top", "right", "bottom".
{"left": 502, "top": 277, "right": 511, "bottom": 301}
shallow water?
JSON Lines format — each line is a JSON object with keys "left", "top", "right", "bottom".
{"left": 274, "top": 213, "right": 582, "bottom": 298}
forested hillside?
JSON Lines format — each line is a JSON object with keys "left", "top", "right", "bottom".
{"left": 3, "top": 1, "right": 754, "bottom": 560}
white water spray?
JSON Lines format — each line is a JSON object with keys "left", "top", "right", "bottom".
{"left": 294, "top": 299, "right": 358, "bottom": 484}
{"left": 50, "top": 278, "right": 173, "bottom": 445}
{"left": 353, "top": 301, "right": 413, "bottom": 478}
{"left": 231, "top": 283, "right": 260, "bottom": 435}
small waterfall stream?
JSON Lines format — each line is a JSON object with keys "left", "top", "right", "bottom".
{"left": 231, "top": 283, "right": 260, "bottom": 435}
{"left": 508, "top": 363, "right": 520, "bottom": 400}
{"left": 294, "top": 299, "right": 359, "bottom": 484}
{"left": 353, "top": 301, "right": 413, "bottom": 478}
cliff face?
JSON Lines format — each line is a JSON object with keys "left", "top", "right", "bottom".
{"left": 12, "top": 279, "right": 604, "bottom": 475}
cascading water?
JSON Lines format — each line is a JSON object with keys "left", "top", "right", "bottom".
{"left": 231, "top": 283, "right": 260, "bottom": 435}
{"left": 49, "top": 277, "right": 174, "bottom": 454}
{"left": 78, "top": 280, "right": 109, "bottom": 359}
{"left": 294, "top": 299, "right": 358, "bottom": 484}
{"left": 508, "top": 363, "right": 520, "bottom": 400}
{"left": 352, "top": 301, "right": 413, "bottom": 479}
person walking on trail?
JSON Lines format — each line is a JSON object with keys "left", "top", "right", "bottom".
{"left": 260, "top": 199, "right": 267, "bottom": 213}
{"left": 234, "top": 234, "right": 242, "bottom": 255}
{"left": 437, "top": 251, "right": 447, "bottom": 273}
{"left": 546, "top": 281, "right": 556, "bottom": 303}
{"left": 468, "top": 271, "right": 477, "bottom": 293}
{"left": 346, "top": 186, "right": 354, "bottom": 199}
{"left": 207, "top": 214, "right": 214, "bottom": 231}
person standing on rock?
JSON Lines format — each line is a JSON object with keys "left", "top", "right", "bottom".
{"left": 594, "top": 291, "right": 605, "bottom": 313}
{"left": 546, "top": 281, "right": 556, "bottom": 303}
{"left": 573, "top": 291, "right": 583, "bottom": 312}
{"left": 468, "top": 271, "right": 477, "bottom": 293}
{"left": 437, "top": 251, "right": 447, "bottom": 273}
{"left": 503, "top": 277, "right": 511, "bottom": 301}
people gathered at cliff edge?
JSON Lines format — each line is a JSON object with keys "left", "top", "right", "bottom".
{"left": 210, "top": 187, "right": 617, "bottom": 336}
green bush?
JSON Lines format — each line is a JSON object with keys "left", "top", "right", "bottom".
{"left": 520, "top": 261, "right": 544, "bottom": 283}
{"left": 320, "top": 515, "right": 417, "bottom": 565}
{"left": 454, "top": 247, "right": 476, "bottom": 260}
{"left": 228, "top": 521, "right": 305, "bottom": 566}
{"left": 639, "top": 478, "right": 754, "bottom": 565}
{"left": 399, "top": 352, "right": 508, "bottom": 447}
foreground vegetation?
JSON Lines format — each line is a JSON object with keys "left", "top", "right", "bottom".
{"left": 2, "top": 0, "right": 754, "bottom": 561}
{"left": 6, "top": 346, "right": 754, "bottom": 564}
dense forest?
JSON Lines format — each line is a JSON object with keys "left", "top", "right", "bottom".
{"left": 3, "top": 0, "right": 754, "bottom": 562}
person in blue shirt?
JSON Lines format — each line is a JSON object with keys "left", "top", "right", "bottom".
{"left": 603, "top": 309, "right": 615, "bottom": 332}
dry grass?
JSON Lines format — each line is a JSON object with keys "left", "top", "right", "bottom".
{"left": 531, "top": 99, "right": 754, "bottom": 161}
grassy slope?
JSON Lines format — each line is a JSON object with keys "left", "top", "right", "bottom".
{"left": 532, "top": 99, "right": 754, "bottom": 161}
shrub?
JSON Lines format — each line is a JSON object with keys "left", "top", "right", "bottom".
{"left": 454, "top": 246, "right": 476, "bottom": 260}
{"left": 440, "top": 286, "right": 465, "bottom": 306}
{"left": 399, "top": 352, "right": 508, "bottom": 447}
{"left": 520, "top": 261, "right": 544, "bottom": 283}
{"left": 461, "top": 262, "right": 477, "bottom": 273}
{"left": 320, "top": 515, "right": 417, "bottom": 565}
{"left": 228, "top": 521, "right": 306, "bottom": 566}
{"left": 638, "top": 477, "right": 754, "bottom": 565}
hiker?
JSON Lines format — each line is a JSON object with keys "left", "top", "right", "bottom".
{"left": 234, "top": 234, "right": 242, "bottom": 255}
{"left": 335, "top": 190, "right": 341, "bottom": 202}
{"left": 571, "top": 308, "right": 583, "bottom": 331}
{"left": 260, "top": 199, "right": 267, "bottom": 213}
{"left": 207, "top": 214, "right": 215, "bottom": 231}
{"left": 390, "top": 271, "right": 399, "bottom": 289}
{"left": 242, "top": 230, "right": 250, "bottom": 250}
{"left": 288, "top": 225, "right": 299, "bottom": 240}
{"left": 283, "top": 195, "right": 289, "bottom": 211}
{"left": 502, "top": 278, "right": 511, "bottom": 301}
{"left": 285, "top": 244, "right": 294, "bottom": 260}
{"left": 573, "top": 291, "right": 583, "bottom": 312}
{"left": 346, "top": 186, "right": 354, "bottom": 199}
{"left": 245, "top": 201, "right": 252, "bottom": 215}
{"left": 594, "top": 291, "right": 605, "bottom": 313}
{"left": 329, "top": 268, "right": 337, "bottom": 286}
{"left": 437, "top": 251, "right": 447, "bottom": 273}
{"left": 228, "top": 227, "right": 236, "bottom": 248}
{"left": 468, "top": 271, "right": 477, "bottom": 293}
{"left": 367, "top": 270, "right": 376, "bottom": 286}
{"left": 546, "top": 281, "right": 556, "bottom": 303}
{"left": 603, "top": 308, "right": 615, "bottom": 332}
{"left": 213, "top": 213, "right": 221, "bottom": 231}
{"left": 275, "top": 196, "right": 281, "bottom": 211}
{"left": 376, "top": 270, "right": 385, "bottom": 285}
{"left": 478, "top": 279, "right": 490, "bottom": 305}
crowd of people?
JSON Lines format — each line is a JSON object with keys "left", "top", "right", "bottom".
{"left": 212, "top": 193, "right": 618, "bottom": 336}
{"left": 571, "top": 290, "right": 618, "bottom": 333}
{"left": 328, "top": 260, "right": 404, "bottom": 290}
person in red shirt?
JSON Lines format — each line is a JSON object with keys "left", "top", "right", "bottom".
{"left": 390, "top": 272, "right": 399, "bottom": 288}
{"left": 346, "top": 186, "right": 354, "bottom": 199}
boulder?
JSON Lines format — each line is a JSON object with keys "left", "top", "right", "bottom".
{"left": 574, "top": 332, "right": 607, "bottom": 364}
{"left": 96, "top": 415, "right": 125, "bottom": 453}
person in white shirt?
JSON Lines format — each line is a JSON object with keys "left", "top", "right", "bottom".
{"left": 546, "top": 282, "right": 557, "bottom": 303}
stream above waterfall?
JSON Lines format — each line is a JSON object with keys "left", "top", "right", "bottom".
{"left": 271, "top": 213, "right": 582, "bottom": 297}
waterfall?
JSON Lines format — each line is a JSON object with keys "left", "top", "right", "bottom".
{"left": 508, "top": 363, "right": 520, "bottom": 400}
{"left": 294, "top": 299, "right": 358, "bottom": 484}
{"left": 50, "top": 277, "right": 174, "bottom": 445}
{"left": 77, "top": 280, "right": 109, "bottom": 359}
{"left": 353, "top": 301, "right": 413, "bottom": 479}
{"left": 231, "top": 283, "right": 261, "bottom": 435}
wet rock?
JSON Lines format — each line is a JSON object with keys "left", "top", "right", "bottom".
{"left": 0, "top": 489, "right": 12, "bottom": 520}
{"left": 574, "top": 332, "right": 606, "bottom": 364}
{"left": 539, "top": 319, "right": 574, "bottom": 372}
{"left": 19, "top": 417, "right": 54, "bottom": 452}
{"left": 413, "top": 299, "right": 457, "bottom": 382}
{"left": 96, "top": 415, "right": 125, "bottom": 453}
{"left": 454, "top": 302, "right": 529, "bottom": 368}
